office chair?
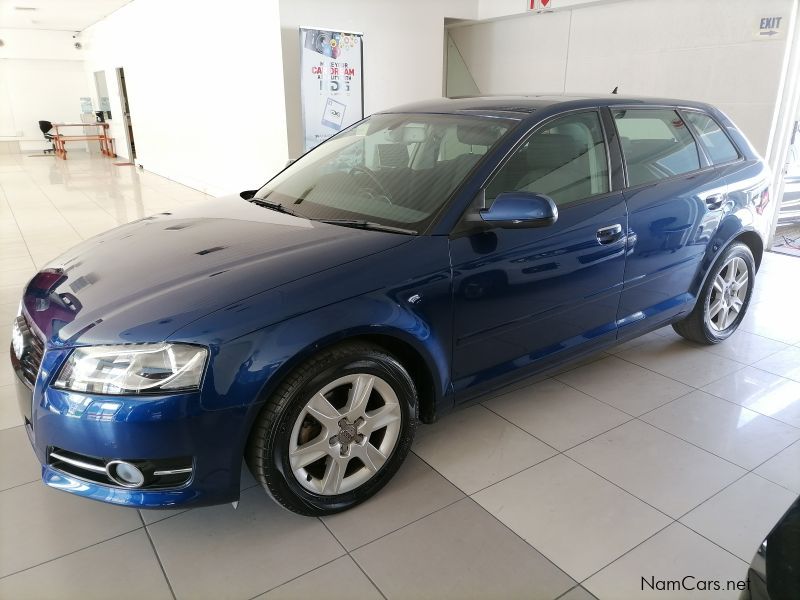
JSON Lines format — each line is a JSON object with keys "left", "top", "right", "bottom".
{"left": 38, "top": 120, "right": 56, "bottom": 154}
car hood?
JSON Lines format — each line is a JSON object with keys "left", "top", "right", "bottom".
{"left": 23, "top": 196, "right": 411, "bottom": 345}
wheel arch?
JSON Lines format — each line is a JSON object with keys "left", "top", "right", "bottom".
{"left": 733, "top": 229, "right": 764, "bottom": 272}
{"left": 252, "top": 327, "right": 444, "bottom": 426}
{"left": 693, "top": 226, "right": 764, "bottom": 298}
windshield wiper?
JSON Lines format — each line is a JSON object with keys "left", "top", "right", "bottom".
{"left": 317, "top": 219, "right": 416, "bottom": 235}
{"left": 248, "top": 198, "right": 298, "bottom": 216}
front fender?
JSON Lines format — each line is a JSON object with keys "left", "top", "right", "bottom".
{"left": 172, "top": 237, "right": 453, "bottom": 414}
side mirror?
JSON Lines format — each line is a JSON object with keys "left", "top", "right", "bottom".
{"left": 239, "top": 189, "right": 257, "bottom": 200}
{"left": 479, "top": 192, "right": 558, "bottom": 229}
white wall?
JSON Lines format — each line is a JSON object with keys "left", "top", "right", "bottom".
{"left": 477, "top": 0, "right": 611, "bottom": 20}
{"left": 0, "top": 29, "right": 90, "bottom": 150}
{"left": 82, "top": 0, "right": 289, "bottom": 197}
{"left": 451, "top": 0, "right": 794, "bottom": 154}
{"left": 279, "top": 0, "right": 479, "bottom": 157}
{"left": 0, "top": 29, "right": 86, "bottom": 61}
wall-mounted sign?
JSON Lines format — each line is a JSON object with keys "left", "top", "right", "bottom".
{"left": 79, "top": 97, "right": 93, "bottom": 114}
{"left": 299, "top": 27, "right": 364, "bottom": 152}
{"left": 527, "top": 0, "right": 552, "bottom": 11}
{"left": 755, "top": 16, "right": 785, "bottom": 40}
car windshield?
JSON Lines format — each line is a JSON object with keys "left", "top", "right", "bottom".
{"left": 255, "top": 113, "right": 514, "bottom": 232}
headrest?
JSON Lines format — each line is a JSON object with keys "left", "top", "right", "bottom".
{"left": 377, "top": 144, "right": 409, "bottom": 168}
{"left": 456, "top": 123, "right": 502, "bottom": 146}
{"left": 387, "top": 126, "right": 426, "bottom": 143}
{"left": 526, "top": 134, "right": 587, "bottom": 169}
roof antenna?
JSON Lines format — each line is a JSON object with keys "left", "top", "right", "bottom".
{"left": 611, "top": 86, "right": 619, "bottom": 95}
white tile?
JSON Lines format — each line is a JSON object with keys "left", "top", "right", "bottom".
{"left": 148, "top": 486, "right": 343, "bottom": 599}
{"left": 0, "top": 384, "right": 25, "bottom": 430}
{"left": 473, "top": 455, "right": 671, "bottom": 581}
{"left": 702, "top": 330, "right": 788, "bottom": 364}
{"left": 413, "top": 404, "right": 556, "bottom": 494}
{"left": 0, "top": 426, "right": 40, "bottom": 491}
{"left": 641, "top": 390, "right": 800, "bottom": 469}
{"left": 584, "top": 523, "right": 748, "bottom": 600}
{"left": 556, "top": 355, "right": 693, "bottom": 416}
{"left": 483, "top": 379, "right": 631, "bottom": 451}
{"left": 754, "top": 441, "right": 800, "bottom": 494}
{"left": 567, "top": 420, "right": 744, "bottom": 518}
{"left": 0, "top": 530, "right": 172, "bottom": 600}
{"left": 353, "top": 498, "right": 575, "bottom": 600}
{"left": 0, "top": 482, "right": 143, "bottom": 577}
{"left": 753, "top": 346, "right": 800, "bottom": 382}
{"left": 739, "top": 300, "right": 800, "bottom": 345}
{"left": 702, "top": 366, "right": 800, "bottom": 428}
{"left": 616, "top": 337, "right": 744, "bottom": 388}
{"left": 680, "top": 474, "right": 797, "bottom": 561}
{"left": 258, "top": 556, "right": 382, "bottom": 600}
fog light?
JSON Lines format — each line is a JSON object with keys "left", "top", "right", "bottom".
{"left": 106, "top": 460, "right": 145, "bottom": 488}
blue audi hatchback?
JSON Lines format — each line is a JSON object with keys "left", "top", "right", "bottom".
{"left": 11, "top": 95, "right": 771, "bottom": 515}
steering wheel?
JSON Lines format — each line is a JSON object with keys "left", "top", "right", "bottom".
{"left": 349, "top": 166, "right": 392, "bottom": 204}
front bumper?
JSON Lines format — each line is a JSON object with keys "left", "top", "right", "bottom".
{"left": 12, "top": 345, "right": 253, "bottom": 509}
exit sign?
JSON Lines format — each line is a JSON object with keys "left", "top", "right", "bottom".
{"left": 755, "top": 15, "right": 785, "bottom": 39}
{"left": 528, "top": 0, "right": 553, "bottom": 11}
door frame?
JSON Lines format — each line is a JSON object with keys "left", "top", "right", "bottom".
{"left": 114, "top": 67, "right": 136, "bottom": 163}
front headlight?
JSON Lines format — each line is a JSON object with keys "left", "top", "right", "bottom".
{"left": 54, "top": 343, "right": 208, "bottom": 394}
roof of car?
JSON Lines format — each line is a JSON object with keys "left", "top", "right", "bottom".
{"left": 379, "top": 94, "right": 714, "bottom": 119}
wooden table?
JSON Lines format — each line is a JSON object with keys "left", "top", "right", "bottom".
{"left": 51, "top": 123, "right": 116, "bottom": 160}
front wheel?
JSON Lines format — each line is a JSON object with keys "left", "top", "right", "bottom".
{"left": 672, "top": 242, "right": 755, "bottom": 344}
{"left": 246, "top": 342, "right": 416, "bottom": 516}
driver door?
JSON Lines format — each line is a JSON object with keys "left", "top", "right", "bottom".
{"left": 449, "top": 110, "right": 628, "bottom": 395}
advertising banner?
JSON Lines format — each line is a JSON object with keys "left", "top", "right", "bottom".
{"left": 300, "top": 27, "right": 364, "bottom": 152}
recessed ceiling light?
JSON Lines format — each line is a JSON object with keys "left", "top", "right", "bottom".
{"left": 14, "top": 6, "right": 38, "bottom": 11}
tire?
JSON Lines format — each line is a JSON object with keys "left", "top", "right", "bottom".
{"left": 246, "top": 342, "right": 417, "bottom": 516}
{"left": 672, "top": 242, "right": 755, "bottom": 345}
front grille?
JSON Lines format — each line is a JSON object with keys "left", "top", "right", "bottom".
{"left": 13, "top": 315, "right": 45, "bottom": 387}
{"left": 48, "top": 447, "right": 193, "bottom": 490}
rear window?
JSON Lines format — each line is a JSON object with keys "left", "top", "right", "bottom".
{"left": 613, "top": 109, "right": 701, "bottom": 187}
{"left": 684, "top": 111, "right": 740, "bottom": 165}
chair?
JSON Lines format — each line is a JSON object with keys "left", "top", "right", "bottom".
{"left": 38, "top": 121, "right": 56, "bottom": 154}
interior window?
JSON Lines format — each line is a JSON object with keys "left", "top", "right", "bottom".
{"left": 613, "top": 109, "right": 701, "bottom": 186}
{"left": 256, "top": 114, "right": 510, "bottom": 230}
{"left": 684, "top": 112, "right": 740, "bottom": 165}
{"left": 484, "top": 112, "right": 609, "bottom": 206}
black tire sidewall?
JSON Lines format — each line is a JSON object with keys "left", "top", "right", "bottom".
{"left": 262, "top": 350, "right": 416, "bottom": 515}
{"left": 700, "top": 243, "right": 754, "bottom": 342}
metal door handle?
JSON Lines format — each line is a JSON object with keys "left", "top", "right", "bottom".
{"left": 596, "top": 224, "right": 623, "bottom": 245}
{"left": 705, "top": 194, "right": 724, "bottom": 210}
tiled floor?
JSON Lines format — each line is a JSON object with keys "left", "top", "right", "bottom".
{"left": 1, "top": 151, "right": 799, "bottom": 600}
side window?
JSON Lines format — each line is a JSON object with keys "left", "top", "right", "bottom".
{"left": 613, "top": 109, "right": 701, "bottom": 187}
{"left": 485, "top": 112, "right": 609, "bottom": 206}
{"left": 684, "top": 112, "right": 740, "bottom": 165}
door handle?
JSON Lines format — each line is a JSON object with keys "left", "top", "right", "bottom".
{"left": 596, "top": 224, "right": 623, "bottom": 245}
{"left": 705, "top": 194, "right": 724, "bottom": 210}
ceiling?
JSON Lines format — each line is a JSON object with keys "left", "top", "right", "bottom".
{"left": 0, "top": 0, "right": 132, "bottom": 31}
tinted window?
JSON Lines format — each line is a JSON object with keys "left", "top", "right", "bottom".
{"left": 256, "top": 114, "right": 510, "bottom": 230}
{"left": 613, "top": 109, "right": 700, "bottom": 186}
{"left": 485, "top": 112, "right": 609, "bottom": 206}
{"left": 684, "top": 112, "right": 739, "bottom": 164}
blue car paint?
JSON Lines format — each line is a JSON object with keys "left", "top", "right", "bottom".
{"left": 12, "top": 95, "right": 770, "bottom": 508}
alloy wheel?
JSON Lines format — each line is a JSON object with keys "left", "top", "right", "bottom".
{"left": 706, "top": 256, "right": 749, "bottom": 332}
{"left": 288, "top": 374, "right": 402, "bottom": 495}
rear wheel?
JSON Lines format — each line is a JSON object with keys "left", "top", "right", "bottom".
{"left": 246, "top": 342, "right": 416, "bottom": 516}
{"left": 672, "top": 242, "right": 755, "bottom": 344}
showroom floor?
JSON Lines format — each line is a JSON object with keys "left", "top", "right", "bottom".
{"left": 1, "top": 151, "right": 799, "bottom": 600}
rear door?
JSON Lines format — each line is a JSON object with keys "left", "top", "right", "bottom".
{"left": 613, "top": 107, "right": 728, "bottom": 332}
{"left": 449, "top": 110, "right": 627, "bottom": 394}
